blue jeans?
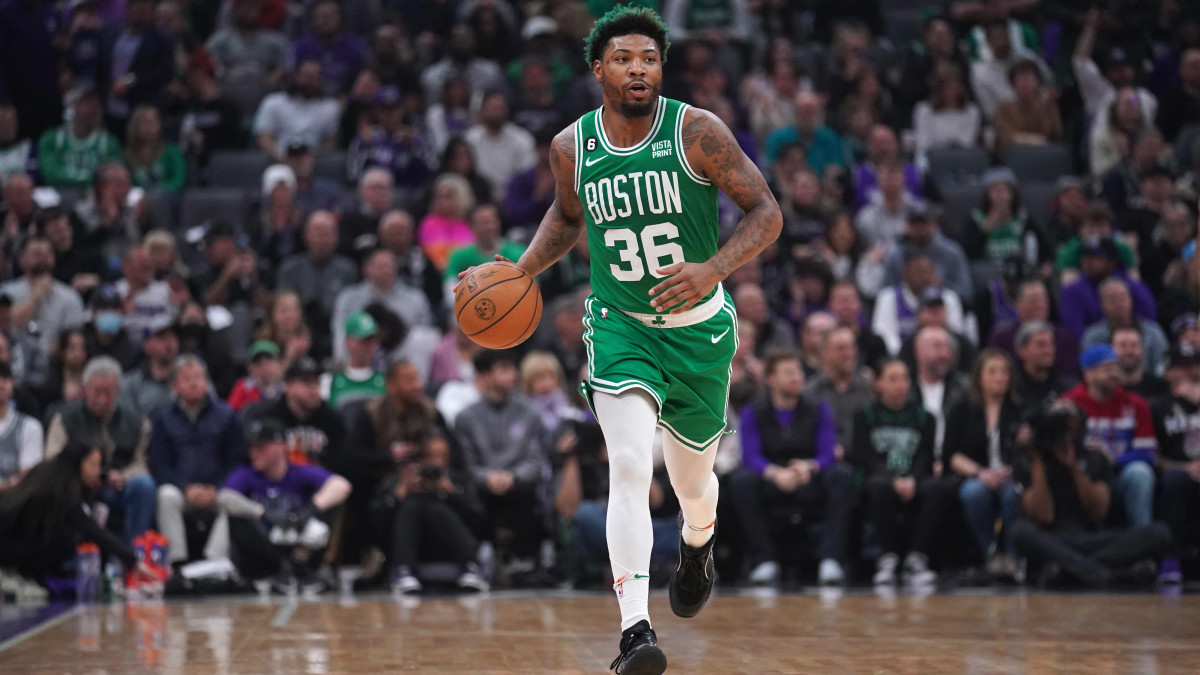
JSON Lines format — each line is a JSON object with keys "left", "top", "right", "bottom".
{"left": 1113, "top": 462, "right": 1155, "bottom": 527}
{"left": 958, "top": 478, "right": 1020, "bottom": 557}
{"left": 574, "top": 500, "right": 679, "bottom": 568}
{"left": 99, "top": 474, "right": 157, "bottom": 543}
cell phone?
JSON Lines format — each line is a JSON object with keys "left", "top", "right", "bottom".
{"left": 126, "top": 187, "right": 146, "bottom": 208}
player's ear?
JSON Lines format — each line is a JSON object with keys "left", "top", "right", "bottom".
{"left": 592, "top": 58, "right": 603, "bottom": 81}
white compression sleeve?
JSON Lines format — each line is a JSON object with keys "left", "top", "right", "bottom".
{"left": 663, "top": 434, "right": 720, "bottom": 548}
{"left": 593, "top": 389, "right": 658, "bottom": 630}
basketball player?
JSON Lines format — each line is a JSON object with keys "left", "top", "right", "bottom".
{"left": 457, "top": 7, "right": 780, "bottom": 673}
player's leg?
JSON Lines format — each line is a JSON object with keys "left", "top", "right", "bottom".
{"left": 663, "top": 434, "right": 719, "bottom": 618}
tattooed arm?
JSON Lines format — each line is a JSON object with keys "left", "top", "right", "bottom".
{"left": 649, "top": 107, "right": 782, "bottom": 313}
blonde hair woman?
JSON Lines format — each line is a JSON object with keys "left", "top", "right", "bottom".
{"left": 124, "top": 106, "right": 186, "bottom": 193}
{"left": 418, "top": 173, "right": 476, "bottom": 271}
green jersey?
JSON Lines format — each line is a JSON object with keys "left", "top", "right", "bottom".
{"left": 574, "top": 97, "right": 719, "bottom": 314}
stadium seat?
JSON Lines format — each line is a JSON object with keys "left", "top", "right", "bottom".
{"left": 1174, "top": 123, "right": 1200, "bottom": 166}
{"left": 314, "top": 151, "right": 350, "bottom": 185}
{"left": 179, "top": 187, "right": 251, "bottom": 233}
{"left": 142, "top": 190, "right": 176, "bottom": 230}
{"left": 1002, "top": 144, "right": 1073, "bottom": 183}
{"left": 1019, "top": 181, "right": 1058, "bottom": 227}
{"left": 935, "top": 182, "right": 985, "bottom": 244}
{"left": 206, "top": 150, "right": 272, "bottom": 189}
{"left": 222, "top": 81, "right": 269, "bottom": 124}
{"left": 926, "top": 147, "right": 991, "bottom": 188}
{"left": 56, "top": 187, "right": 87, "bottom": 210}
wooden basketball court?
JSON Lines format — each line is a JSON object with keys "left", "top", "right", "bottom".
{"left": 0, "top": 589, "right": 1196, "bottom": 673}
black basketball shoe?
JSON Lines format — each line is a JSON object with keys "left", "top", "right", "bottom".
{"left": 609, "top": 620, "right": 667, "bottom": 674}
{"left": 669, "top": 515, "right": 715, "bottom": 618}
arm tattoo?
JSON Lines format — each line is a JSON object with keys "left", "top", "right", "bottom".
{"left": 682, "top": 110, "right": 782, "bottom": 279}
{"left": 518, "top": 129, "right": 586, "bottom": 277}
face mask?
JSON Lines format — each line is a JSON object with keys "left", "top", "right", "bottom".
{"left": 95, "top": 311, "right": 123, "bottom": 335}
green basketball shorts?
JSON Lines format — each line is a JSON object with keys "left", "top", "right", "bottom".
{"left": 579, "top": 285, "right": 738, "bottom": 453}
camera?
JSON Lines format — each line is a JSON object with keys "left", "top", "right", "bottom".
{"left": 418, "top": 464, "right": 444, "bottom": 482}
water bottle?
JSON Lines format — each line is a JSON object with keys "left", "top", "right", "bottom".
{"left": 76, "top": 542, "right": 101, "bottom": 604}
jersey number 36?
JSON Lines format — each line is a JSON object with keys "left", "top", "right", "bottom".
{"left": 604, "top": 223, "right": 685, "bottom": 282}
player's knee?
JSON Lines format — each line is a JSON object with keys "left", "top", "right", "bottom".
{"left": 671, "top": 471, "right": 716, "bottom": 503}
{"left": 607, "top": 450, "right": 653, "bottom": 489}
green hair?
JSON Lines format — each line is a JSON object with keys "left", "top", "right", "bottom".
{"left": 583, "top": 5, "right": 670, "bottom": 68}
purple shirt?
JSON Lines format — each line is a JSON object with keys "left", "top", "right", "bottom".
{"left": 291, "top": 34, "right": 369, "bottom": 94}
{"left": 853, "top": 161, "right": 923, "bottom": 210}
{"left": 223, "top": 463, "right": 331, "bottom": 515}
{"left": 739, "top": 401, "right": 837, "bottom": 476}
{"left": 1059, "top": 272, "right": 1157, "bottom": 341}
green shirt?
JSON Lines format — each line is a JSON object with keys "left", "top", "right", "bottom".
{"left": 129, "top": 143, "right": 187, "bottom": 194}
{"left": 324, "top": 369, "right": 385, "bottom": 410}
{"left": 574, "top": 97, "right": 719, "bottom": 314}
{"left": 1054, "top": 237, "right": 1137, "bottom": 272}
{"left": 37, "top": 126, "right": 122, "bottom": 188}
{"left": 444, "top": 241, "right": 528, "bottom": 282}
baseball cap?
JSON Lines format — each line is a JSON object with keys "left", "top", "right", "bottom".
{"left": 285, "top": 139, "right": 312, "bottom": 156}
{"left": 1080, "top": 343, "right": 1118, "bottom": 370}
{"left": 919, "top": 287, "right": 945, "bottom": 308}
{"left": 284, "top": 356, "right": 322, "bottom": 381}
{"left": 1171, "top": 313, "right": 1198, "bottom": 338}
{"left": 248, "top": 340, "right": 281, "bottom": 361}
{"left": 246, "top": 418, "right": 287, "bottom": 445}
{"left": 345, "top": 311, "right": 379, "bottom": 339}
{"left": 1080, "top": 235, "right": 1120, "bottom": 260}
{"left": 1167, "top": 343, "right": 1200, "bottom": 370}
{"left": 91, "top": 285, "right": 123, "bottom": 309}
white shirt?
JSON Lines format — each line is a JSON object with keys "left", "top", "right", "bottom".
{"left": 115, "top": 279, "right": 176, "bottom": 342}
{"left": 464, "top": 123, "right": 536, "bottom": 202}
{"left": 253, "top": 92, "right": 340, "bottom": 155}
{"left": 918, "top": 378, "right": 946, "bottom": 459}
{"left": 870, "top": 285, "right": 965, "bottom": 355}
{"left": 0, "top": 409, "right": 44, "bottom": 477}
{"left": 913, "top": 102, "right": 982, "bottom": 170}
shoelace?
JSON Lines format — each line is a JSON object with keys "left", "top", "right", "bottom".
{"left": 610, "top": 631, "right": 641, "bottom": 671}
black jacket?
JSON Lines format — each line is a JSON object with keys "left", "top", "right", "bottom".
{"left": 98, "top": 26, "right": 175, "bottom": 115}
{"left": 945, "top": 399, "right": 1023, "bottom": 477}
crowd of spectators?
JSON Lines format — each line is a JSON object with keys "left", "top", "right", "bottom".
{"left": 1, "top": 0, "right": 1200, "bottom": 596}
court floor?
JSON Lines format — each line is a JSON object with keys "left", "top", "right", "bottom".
{"left": 0, "top": 588, "right": 1197, "bottom": 673}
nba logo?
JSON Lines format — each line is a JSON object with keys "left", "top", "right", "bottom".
{"left": 601, "top": 308, "right": 608, "bottom": 319}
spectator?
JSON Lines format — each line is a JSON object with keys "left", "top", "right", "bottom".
{"left": 378, "top": 209, "right": 444, "bottom": 316}
{"left": 338, "top": 168, "right": 396, "bottom": 261}
{"left": 430, "top": 323, "right": 482, "bottom": 392}
{"left": 1091, "top": 86, "right": 1159, "bottom": 180}
{"left": 520, "top": 351, "right": 580, "bottom": 444}
{"left": 989, "top": 279, "right": 1080, "bottom": 378}
{"left": 947, "top": 350, "right": 1022, "bottom": 575}
{"left": 465, "top": 91, "right": 537, "bottom": 203}
{"left": 96, "top": 0, "right": 174, "bottom": 137}
{"left": 118, "top": 319, "right": 178, "bottom": 420}
{"left": 805, "top": 325, "right": 874, "bottom": 450}
{"left": 882, "top": 206, "right": 974, "bottom": 305}
{"left": 218, "top": 418, "right": 351, "bottom": 594}
{"left": 255, "top": 290, "right": 312, "bottom": 371}
{"left": 826, "top": 281, "right": 886, "bottom": 371}
{"left": 1110, "top": 325, "right": 1170, "bottom": 402}
{"left": 764, "top": 92, "right": 845, "bottom": 174}
{"left": 1152, "top": 347, "right": 1200, "bottom": 585}
{"left": 1012, "top": 319, "right": 1076, "bottom": 417}
{"left": 425, "top": 78, "right": 473, "bottom": 156}
{"left": 204, "top": 0, "right": 289, "bottom": 89}
{"left": 248, "top": 356, "right": 345, "bottom": 470}
{"left": 871, "top": 252, "right": 965, "bottom": 355}
{"left": 1063, "top": 344, "right": 1158, "bottom": 527}
{"left": 44, "top": 356, "right": 155, "bottom": 543}
{"left": 509, "top": 56, "right": 567, "bottom": 140}
{"left": 72, "top": 162, "right": 149, "bottom": 266}
{"left": 1, "top": 237, "right": 87, "bottom": 354}
{"left": 504, "top": 133, "right": 557, "bottom": 233}
{"left": 346, "top": 88, "right": 434, "bottom": 203}
{"left": 1119, "top": 165, "right": 1176, "bottom": 249}
{"left": 254, "top": 61, "right": 340, "bottom": 161}
{"left": 321, "top": 312, "right": 384, "bottom": 410}
{"left": 332, "top": 248, "right": 433, "bottom": 359}
{"left": 1059, "top": 237, "right": 1156, "bottom": 341}
{"left": 418, "top": 174, "right": 476, "bottom": 272}
{"left": 993, "top": 60, "right": 1063, "bottom": 152}
{"left": 1073, "top": 8, "right": 1157, "bottom": 132}
{"left": 733, "top": 351, "right": 855, "bottom": 586}
{"left": 0, "top": 106, "right": 32, "bottom": 183}
{"left": 962, "top": 167, "right": 1047, "bottom": 265}
{"left": 454, "top": 350, "right": 549, "bottom": 566}
{"left": 898, "top": 288, "right": 977, "bottom": 378}
{"left": 252, "top": 164, "right": 303, "bottom": 268}
{"left": 175, "top": 49, "right": 243, "bottom": 167}
{"left": 122, "top": 106, "right": 186, "bottom": 194}
{"left": 913, "top": 63, "right": 982, "bottom": 171}
{"left": 733, "top": 283, "right": 795, "bottom": 357}
{"left": 37, "top": 85, "right": 122, "bottom": 189}
{"left": 227, "top": 340, "right": 284, "bottom": 412}
{"left": 1099, "top": 130, "right": 1168, "bottom": 218}
{"left": 816, "top": 212, "right": 866, "bottom": 285}
{"left": 115, "top": 244, "right": 178, "bottom": 344}
{"left": 853, "top": 160, "right": 919, "bottom": 260}
{"left": 290, "top": 0, "right": 368, "bottom": 96}
{"left": 1044, "top": 176, "right": 1090, "bottom": 248}
{"left": 1054, "top": 203, "right": 1137, "bottom": 278}
{"left": 0, "top": 362, "right": 43, "bottom": 493}
{"left": 0, "top": 172, "right": 36, "bottom": 256}
{"left": 277, "top": 210, "right": 358, "bottom": 350}
{"left": 1080, "top": 279, "right": 1169, "bottom": 377}
{"left": 907, "top": 325, "right": 970, "bottom": 462}
{"left": 27, "top": 328, "right": 89, "bottom": 421}
{"left": 82, "top": 284, "right": 141, "bottom": 373}
{"left": 1010, "top": 405, "right": 1171, "bottom": 588}
{"left": 969, "top": 18, "right": 1054, "bottom": 120}
{"left": 851, "top": 359, "right": 952, "bottom": 587}
{"left": 444, "top": 204, "right": 526, "bottom": 296}
{"left": 281, "top": 141, "right": 345, "bottom": 218}
{"left": 174, "top": 300, "right": 236, "bottom": 395}
{"left": 851, "top": 125, "right": 923, "bottom": 210}
{"left": 1156, "top": 48, "right": 1200, "bottom": 142}
{"left": 149, "top": 356, "right": 247, "bottom": 565}
{"left": 433, "top": 137, "right": 496, "bottom": 207}
{"left": 419, "top": 24, "right": 507, "bottom": 106}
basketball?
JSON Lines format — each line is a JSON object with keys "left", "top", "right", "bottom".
{"left": 454, "top": 261, "right": 543, "bottom": 349}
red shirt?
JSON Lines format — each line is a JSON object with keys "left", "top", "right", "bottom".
{"left": 1063, "top": 383, "right": 1157, "bottom": 467}
{"left": 227, "top": 378, "right": 263, "bottom": 412}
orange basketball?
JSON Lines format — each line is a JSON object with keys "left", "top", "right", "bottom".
{"left": 454, "top": 261, "right": 543, "bottom": 349}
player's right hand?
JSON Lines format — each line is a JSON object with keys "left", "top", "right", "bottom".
{"left": 452, "top": 254, "right": 514, "bottom": 293}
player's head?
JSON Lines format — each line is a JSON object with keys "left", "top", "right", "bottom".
{"left": 585, "top": 6, "right": 669, "bottom": 118}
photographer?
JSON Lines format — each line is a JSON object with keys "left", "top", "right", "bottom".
{"left": 389, "top": 434, "right": 487, "bottom": 594}
{"left": 1010, "top": 403, "right": 1171, "bottom": 587}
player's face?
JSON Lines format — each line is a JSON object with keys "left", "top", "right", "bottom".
{"left": 595, "top": 34, "right": 663, "bottom": 118}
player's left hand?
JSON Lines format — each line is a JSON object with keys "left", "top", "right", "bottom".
{"left": 649, "top": 261, "right": 722, "bottom": 314}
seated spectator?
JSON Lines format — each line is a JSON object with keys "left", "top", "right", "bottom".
{"left": 432, "top": 138, "right": 495, "bottom": 208}
{"left": 218, "top": 418, "right": 351, "bottom": 594}
{"left": 277, "top": 210, "right": 358, "bottom": 350}
{"left": 1054, "top": 203, "right": 1137, "bottom": 278}
{"left": 173, "top": 301, "right": 236, "bottom": 395}
{"left": 418, "top": 174, "right": 476, "bottom": 272}
{"left": 41, "top": 206, "right": 104, "bottom": 300}
{"left": 1110, "top": 326, "right": 1170, "bottom": 402}
{"left": 853, "top": 160, "right": 919, "bottom": 262}
{"left": 0, "top": 442, "right": 158, "bottom": 589}
{"left": 1119, "top": 164, "right": 1176, "bottom": 251}
{"left": 826, "top": 281, "right": 886, "bottom": 371}
{"left": 143, "top": 230, "right": 189, "bottom": 290}
{"left": 204, "top": 0, "right": 288, "bottom": 90}
{"left": 871, "top": 252, "right": 965, "bottom": 355}
{"left": 72, "top": 162, "right": 150, "bottom": 265}
{"left": 962, "top": 167, "right": 1047, "bottom": 265}
{"left": 174, "top": 49, "right": 243, "bottom": 167}
{"left": 290, "top": 0, "right": 368, "bottom": 95}
{"left": 1090, "top": 88, "right": 1158, "bottom": 179}
{"left": 520, "top": 351, "right": 580, "bottom": 444}
{"left": 732, "top": 351, "right": 855, "bottom": 586}
{"left": 913, "top": 63, "right": 982, "bottom": 171}
{"left": 247, "top": 356, "right": 345, "bottom": 472}
{"left": 337, "top": 168, "right": 393, "bottom": 261}
{"left": 816, "top": 212, "right": 866, "bottom": 286}
{"left": 430, "top": 323, "right": 481, "bottom": 393}
{"left": 989, "top": 279, "right": 1080, "bottom": 378}
{"left": 192, "top": 222, "right": 272, "bottom": 311}
{"left": 1135, "top": 201, "right": 1193, "bottom": 296}
{"left": 256, "top": 290, "right": 312, "bottom": 370}
{"left": 969, "top": 18, "right": 1054, "bottom": 120}
{"left": 905, "top": 326, "right": 970, "bottom": 463}
{"left": 465, "top": 92, "right": 536, "bottom": 203}
{"left": 254, "top": 61, "right": 340, "bottom": 161}
{"left": 947, "top": 350, "right": 1022, "bottom": 575}
{"left": 1, "top": 237, "right": 87, "bottom": 355}
{"left": 1073, "top": 9, "right": 1157, "bottom": 134}
{"left": 123, "top": 106, "right": 186, "bottom": 194}
{"left": 251, "top": 164, "right": 303, "bottom": 269}
{"left": 116, "top": 244, "right": 179, "bottom": 344}
{"left": 378, "top": 209, "right": 444, "bottom": 317}
{"left": 443, "top": 204, "right": 526, "bottom": 298}
{"left": 1059, "top": 237, "right": 1156, "bottom": 341}
{"left": 95, "top": 0, "right": 172, "bottom": 137}
{"left": 45, "top": 356, "right": 154, "bottom": 543}
{"left": 283, "top": 141, "right": 345, "bottom": 219}
{"left": 1152, "top": 347, "right": 1200, "bottom": 584}
{"left": 0, "top": 362, "right": 43, "bottom": 494}
{"left": 851, "top": 125, "right": 923, "bottom": 210}
{"left": 1044, "top": 176, "right": 1090, "bottom": 249}
{"left": 118, "top": 322, "right": 179, "bottom": 418}
{"left": 764, "top": 92, "right": 845, "bottom": 173}
{"left": 797, "top": 311, "right": 837, "bottom": 379}
{"left": 0, "top": 105, "right": 33, "bottom": 181}
{"left": 733, "top": 283, "right": 795, "bottom": 358}
{"left": 346, "top": 90, "right": 433, "bottom": 205}
{"left": 993, "top": 60, "right": 1063, "bottom": 152}
{"left": 805, "top": 325, "right": 874, "bottom": 450}
{"left": 510, "top": 57, "right": 566, "bottom": 144}
{"left": 332, "top": 248, "right": 433, "bottom": 359}
{"left": 83, "top": 285, "right": 142, "bottom": 372}
{"left": 898, "top": 291, "right": 977, "bottom": 377}
{"left": 1099, "top": 130, "right": 1167, "bottom": 218}
{"left": 1155, "top": 48, "right": 1200, "bottom": 142}
{"left": 880, "top": 206, "right": 974, "bottom": 305}
{"left": 321, "top": 312, "right": 384, "bottom": 410}
{"left": 504, "top": 133, "right": 556, "bottom": 234}
{"left": 419, "top": 24, "right": 507, "bottom": 107}
{"left": 28, "top": 329, "right": 90, "bottom": 420}
{"left": 37, "top": 85, "right": 122, "bottom": 189}
{"left": 425, "top": 78, "right": 473, "bottom": 157}
{"left": 0, "top": 172, "right": 36, "bottom": 252}
{"left": 455, "top": 350, "right": 549, "bottom": 567}
{"left": 851, "top": 359, "right": 953, "bottom": 587}
{"left": 228, "top": 341, "right": 284, "bottom": 412}
{"left": 1011, "top": 405, "right": 1171, "bottom": 587}
{"left": 896, "top": 15, "right": 967, "bottom": 122}
{"left": 1063, "top": 345, "right": 1158, "bottom": 527}
{"left": 1081, "top": 279, "right": 1169, "bottom": 377}
{"left": 1011, "top": 319, "right": 1077, "bottom": 418}
{"left": 149, "top": 357, "right": 247, "bottom": 565}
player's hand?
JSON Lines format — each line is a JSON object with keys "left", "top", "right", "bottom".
{"left": 648, "top": 261, "right": 722, "bottom": 314}
{"left": 453, "top": 254, "right": 514, "bottom": 293}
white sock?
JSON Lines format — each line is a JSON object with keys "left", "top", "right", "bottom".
{"left": 664, "top": 435, "right": 720, "bottom": 548}
{"left": 594, "top": 390, "right": 659, "bottom": 631}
